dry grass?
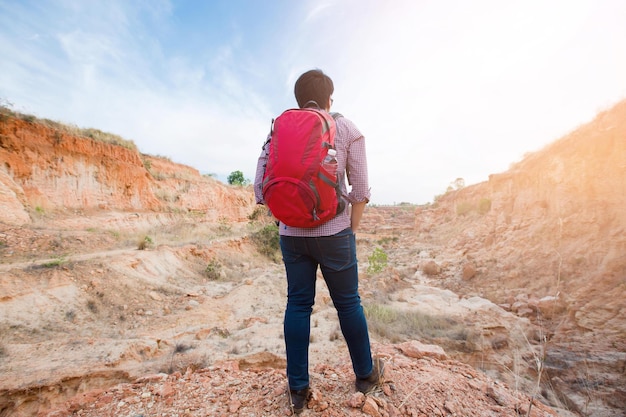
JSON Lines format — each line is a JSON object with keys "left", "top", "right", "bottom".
{"left": 1, "top": 104, "right": 137, "bottom": 150}
{"left": 364, "top": 303, "right": 468, "bottom": 343}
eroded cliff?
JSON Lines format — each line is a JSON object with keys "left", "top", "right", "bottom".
{"left": 0, "top": 116, "right": 254, "bottom": 224}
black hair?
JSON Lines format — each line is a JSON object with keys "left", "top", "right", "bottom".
{"left": 294, "top": 69, "right": 334, "bottom": 109}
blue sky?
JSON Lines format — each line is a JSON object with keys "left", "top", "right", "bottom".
{"left": 1, "top": 0, "right": 626, "bottom": 205}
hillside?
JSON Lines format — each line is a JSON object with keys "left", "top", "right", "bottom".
{"left": 0, "top": 101, "right": 624, "bottom": 416}
{"left": 409, "top": 100, "right": 626, "bottom": 416}
{"left": 0, "top": 113, "right": 254, "bottom": 224}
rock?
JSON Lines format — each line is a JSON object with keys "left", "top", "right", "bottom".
{"left": 228, "top": 399, "right": 241, "bottom": 413}
{"left": 535, "top": 295, "right": 567, "bottom": 319}
{"left": 362, "top": 396, "right": 381, "bottom": 417}
{"left": 462, "top": 262, "right": 477, "bottom": 280}
{"left": 195, "top": 328, "right": 212, "bottom": 340}
{"left": 397, "top": 340, "right": 447, "bottom": 360}
{"left": 422, "top": 260, "right": 441, "bottom": 276}
{"left": 348, "top": 392, "right": 366, "bottom": 408}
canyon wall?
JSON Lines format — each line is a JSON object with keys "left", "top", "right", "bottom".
{"left": 415, "top": 99, "right": 626, "bottom": 415}
{"left": 0, "top": 117, "right": 255, "bottom": 225}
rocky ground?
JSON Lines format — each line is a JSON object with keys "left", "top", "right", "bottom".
{"left": 0, "top": 207, "right": 572, "bottom": 417}
{"left": 44, "top": 343, "right": 558, "bottom": 417}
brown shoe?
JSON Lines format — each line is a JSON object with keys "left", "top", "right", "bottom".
{"left": 355, "top": 357, "right": 385, "bottom": 394}
{"left": 288, "top": 386, "right": 310, "bottom": 414}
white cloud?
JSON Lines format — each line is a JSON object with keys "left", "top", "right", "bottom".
{"left": 2, "top": 0, "right": 626, "bottom": 204}
{"left": 280, "top": 0, "right": 626, "bottom": 203}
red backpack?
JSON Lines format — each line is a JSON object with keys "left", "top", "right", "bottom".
{"left": 262, "top": 108, "right": 345, "bottom": 228}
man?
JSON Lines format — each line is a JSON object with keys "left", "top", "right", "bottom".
{"left": 254, "top": 69, "right": 384, "bottom": 414}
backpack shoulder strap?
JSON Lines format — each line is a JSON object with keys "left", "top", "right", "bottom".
{"left": 330, "top": 112, "right": 343, "bottom": 120}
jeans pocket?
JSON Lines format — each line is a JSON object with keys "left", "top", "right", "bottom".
{"left": 281, "top": 235, "right": 310, "bottom": 264}
{"left": 319, "top": 231, "right": 356, "bottom": 271}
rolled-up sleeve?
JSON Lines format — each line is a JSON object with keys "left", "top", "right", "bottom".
{"left": 342, "top": 120, "right": 371, "bottom": 204}
{"left": 254, "top": 137, "right": 271, "bottom": 204}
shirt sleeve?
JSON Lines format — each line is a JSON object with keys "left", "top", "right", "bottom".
{"left": 254, "top": 135, "right": 271, "bottom": 204}
{"left": 341, "top": 118, "right": 371, "bottom": 204}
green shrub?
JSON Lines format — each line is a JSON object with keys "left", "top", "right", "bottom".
{"left": 251, "top": 224, "right": 280, "bottom": 261}
{"left": 138, "top": 236, "right": 153, "bottom": 250}
{"left": 39, "top": 256, "right": 67, "bottom": 268}
{"left": 367, "top": 247, "right": 388, "bottom": 274}
{"left": 205, "top": 259, "right": 223, "bottom": 280}
{"left": 248, "top": 206, "right": 268, "bottom": 222}
{"left": 376, "top": 236, "right": 398, "bottom": 246}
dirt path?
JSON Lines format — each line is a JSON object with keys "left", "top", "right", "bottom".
{"left": 0, "top": 248, "right": 136, "bottom": 272}
{"left": 0, "top": 219, "right": 251, "bottom": 272}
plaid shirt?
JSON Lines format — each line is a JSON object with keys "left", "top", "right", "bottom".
{"left": 254, "top": 113, "right": 370, "bottom": 237}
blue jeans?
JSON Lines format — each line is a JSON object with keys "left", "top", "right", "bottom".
{"left": 280, "top": 228, "right": 373, "bottom": 390}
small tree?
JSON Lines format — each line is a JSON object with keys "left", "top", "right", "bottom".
{"left": 227, "top": 170, "right": 249, "bottom": 186}
{"left": 445, "top": 177, "right": 466, "bottom": 193}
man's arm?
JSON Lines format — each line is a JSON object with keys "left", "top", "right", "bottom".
{"left": 254, "top": 138, "right": 270, "bottom": 204}
{"left": 339, "top": 117, "right": 370, "bottom": 232}
{"left": 350, "top": 200, "right": 367, "bottom": 232}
